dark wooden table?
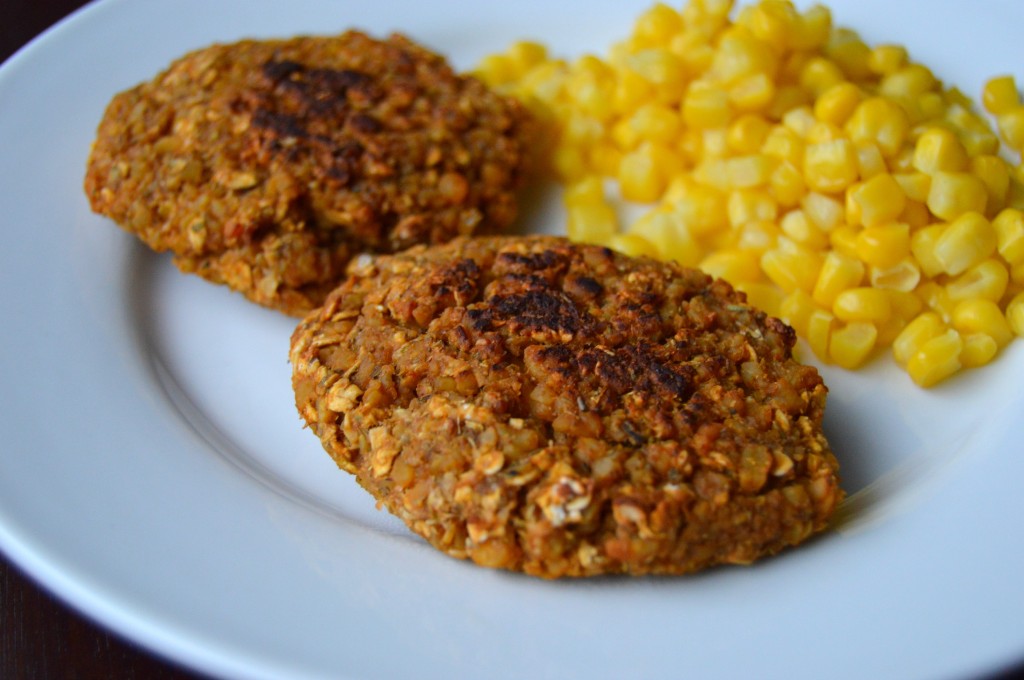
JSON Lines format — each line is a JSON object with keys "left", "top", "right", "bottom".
{"left": 4, "top": 3, "right": 1024, "bottom": 680}
{"left": 1, "top": 9, "right": 201, "bottom": 680}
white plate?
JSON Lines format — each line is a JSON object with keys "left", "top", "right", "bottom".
{"left": 2, "top": 0, "right": 1023, "bottom": 678}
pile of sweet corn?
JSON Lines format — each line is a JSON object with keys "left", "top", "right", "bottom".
{"left": 474, "top": 0, "right": 1024, "bottom": 387}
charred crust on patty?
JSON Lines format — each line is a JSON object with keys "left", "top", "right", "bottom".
{"left": 290, "top": 236, "right": 843, "bottom": 578}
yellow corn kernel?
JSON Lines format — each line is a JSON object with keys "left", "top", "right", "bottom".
{"left": 567, "top": 200, "right": 618, "bottom": 244}
{"left": 739, "top": 0, "right": 796, "bottom": 50}
{"left": 960, "top": 129, "right": 1001, "bottom": 158}
{"left": 806, "top": 121, "right": 846, "bottom": 146}
{"left": 611, "top": 118, "right": 641, "bottom": 151}
{"left": 709, "top": 28, "right": 779, "bottom": 85}
{"left": 917, "top": 281, "right": 957, "bottom": 321}
{"left": 983, "top": 75, "right": 1020, "bottom": 116}
{"left": 735, "top": 282, "right": 784, "bottom": 317}
{"left": 779, "top": 289, "right": 818, "bottom": 337}
{"left": 813, "top": 250, "right": 865, "bottom": 307}
{"left": 806, "top": 308, "right": 837, "bottom": 361}
{"left": 927, "top": 172, "right": 988, "bottom": 222}
{"left": 802, "top": 137, "right": 860, "bottom": 192}
{"left": 910, "top": 222, "right": 948, "bottom": 278}
{"left": 761, "top": 125, "right": 805, "bottom": 165}
{"left": 608, "top": 232, "right": 659, "bottom": 258}
{"left": 727, "top": 115, "right": 772, "bottom": 154}
{"left": 629, "top": 209, "right": 702, "bottom": 267}
{"left": 669, "top": 184, "right": 729, "bottom": 236}
{"left": 892, "top": 172, "right": 931, "bottom": 203}
{"left": 906, "top": 329, "right": 963, "bottom": 387}
{"left": 867, "top": 44, "right": 907, "bottom": 76}
{"left": 678, "top": 128, "right": 704, "bottom": 165}
{"left": 1006, "top": 290, "right": 1024, "bottom": 336}
{"left": 780, "top": 209, "right": 828, "bottom": 249}
{"left": 792, "top": 5, "right": 832, "bottom": 51}
{"left": 726, "top": 155, "right": 776, "bottom": 188}
{"left": 951, "top": 298, "right": 1013, "bottom": 348}
{"left": 814, "top": 82, "right": 863, "bottom": 127}
{"left": 829, "top": 224, "right": 860, "bottom": 258}
{"left": 760, "top": 243, "right": 821, "bottom": 294}
{"left": 564, "top": 176, "right": 606, "bottom": 206}
{"left": 912, "top": 127, "right": 968, "bottom": 175}
{"left": 783, "top": 106, "right": 818, "bottom": 138}
{"left": 474, "top": 54, "right": 517, "bottom": 86}
{"left": 627, "top": 48, "right": 687, "bottom": 103}
{"left": 626, "top": 103, "right": 682, "bottom": 145}
{"left": 946, "top": 99, "right": 991, "bottom": 133}
{"left": 855, "top": 222, "right": 911, "bottom": 269}
{"left": 830, "top": 321, "right": 878, "bottom": 369}
{"left": 613, "top": 67, "right": 655, "bottom": 115}
{"left": 844, "top": 97, "right": 909, "bottom": 159}
{"left": 553, "top": 145, "right": 588, "bottom": 181}
{"left": 736, "top": 220, "right": 781, "bottom": 252}
{"left": 993, "top": 207, "right": 1024, "bottom": 264}
{"left": 893, "top": 311, "right": 946, "bottom": 365}
{"left": 833, "top": 287, "right": 892, "bottom": 323}
{"left": 854, "top": 141, "right": 886, "bottom": 180}
{"left": 997, "top": 106, "right": 1024, "bottom": 151}
{"left": 618, "top": 151, "right": 662, "bottom": 202}
{"left": 918, "top": 92, "right": 946, "bottom": 121}
{"left": 699, "top": 249, "right": 762, "bottom": 284}
{"left": 668, "top": 31, "right": 715, "bottom": 76}
{"left": 702, "top": 128, "right": 731, "bottom": 158}
{"left": 879, "top": 64, "right": 938, "bottom": 101}
{"left": 727, "top": 189, "right": 777, "bottom": 228}
{"left": 800, "top": 57, "right": 845, "bottom": 96}
{"left": 932, "top": 211, "right": 997, "bottom": 275}
{"left": 971, "top": 155, "right": 1010, "bottom": 213}
{"left": 870, "top": 258, "right": 921, "bottom": 292}
{"left": 588, "top": 142, "right": 623, "bottom": 177}
{"left": 568, "top": 56, "right": 616, "bottom": 121}
{"left": 769, "top": 161, "right": 807, "bottom": 207}
{"left": 959, "top": 333, "right": 999, "bottom": 368}
{"left": 849, "top": 173, "right": 906, "bottom": 227}
{"left": 824, "top": 27, "right": 872, "bottom": 81}
{"left": 801, "top": 191, "right": 845, "bottom": 231}
{"left": 519, "top": 60, "right": 568, "bottom": 104}
{"left": 729, "top": 72, "right": 775, "bottom": 112}
{"left": 944, "top": 87, "right": 972, "bottom": 108}
{"left": 507, "top": 41, "right": 549, "bottom": 74}
{"left": 632, "top": 2, "right": 683, "bottom": 47}
{"left": 619, "top": 144, "right": 673, "bottom": 202}
{"left": 683, "top": 83, "right": 733, "bottom": 128}
{"left": 946, "top": 258, "right": 1009, "bottom": 303}
{"left": 563, "top": 115, "right": 606, "bottom": 147}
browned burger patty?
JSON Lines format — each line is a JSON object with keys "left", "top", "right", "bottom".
{"left": 84, "top": 31, "right": 532, "bottom": 316}
{"left": 290, "top": 236, "right": 842, "bottom": 578}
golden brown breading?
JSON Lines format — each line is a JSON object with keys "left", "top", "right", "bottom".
{"left": 290, "top": 236, "right": 843, "bottom": 578}
{"left": 84, "top": 31, "right": 532, "bottom": 315}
